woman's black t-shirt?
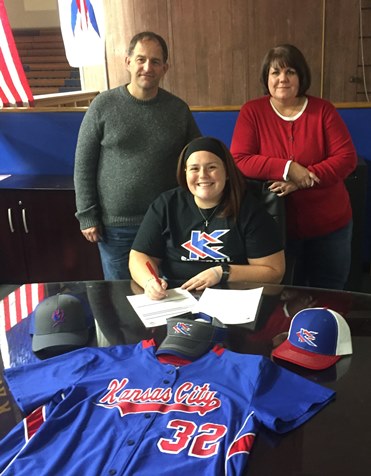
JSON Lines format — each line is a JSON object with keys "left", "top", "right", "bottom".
{"left": 132, "top": 187, "right": 283, "bottom": 280}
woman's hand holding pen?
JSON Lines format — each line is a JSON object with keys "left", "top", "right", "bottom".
{"left": 145, "top": 277, "right": 168, "bottom": 300}
{"left": 145, "top": 261, "right": 168, "bottom": 300}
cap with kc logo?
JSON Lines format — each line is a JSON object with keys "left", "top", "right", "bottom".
{"left": 272, "top": 307, "right": 353, "bottom": 370}
{"left": 156, "top": 312, "right": 227, "bottom": 360}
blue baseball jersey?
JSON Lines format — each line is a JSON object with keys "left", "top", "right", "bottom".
{"left": 0, "top": 396, "right": 61, "bottom": 471}
{"left": 1, "top": 340, "right": 334, "bottom": 475}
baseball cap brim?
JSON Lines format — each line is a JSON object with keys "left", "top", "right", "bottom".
{"left": 32, "top": 330, "right": 89, "bottom": 353}
{"left": 272, "top": 339, "right": 341, "bottom": 370}
{"left": 156, "top": 313, "right": 226, "bottom": 360}
{"left": 157, "top": 334, "right": 217, "bottom": 360}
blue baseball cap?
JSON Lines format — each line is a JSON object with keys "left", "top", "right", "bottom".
{"left": 272, "top": 307, "right": 353, "bottom": 370}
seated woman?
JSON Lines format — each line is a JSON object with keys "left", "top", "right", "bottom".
{"left": 129, "top": 137, "right": 285, "bottom": 300}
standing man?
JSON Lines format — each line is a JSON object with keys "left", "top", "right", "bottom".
{"left": 74, "top": 31, "right": 201, "bottom": 279}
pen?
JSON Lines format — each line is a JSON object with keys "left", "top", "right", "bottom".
{"left": 146, "top": 261, "right": 162, "bottom": 286}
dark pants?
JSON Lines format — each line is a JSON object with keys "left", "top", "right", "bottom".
{"left": 98, "top": 225, "right": 140, "bottom": 280}
{"left": 286, "top": 220, "right": 353, "bottom": 290}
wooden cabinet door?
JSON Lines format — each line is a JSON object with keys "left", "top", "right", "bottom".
{"left": 19, "top": 189, "right": 103, "bottom": 283}
{"left": 0, "top": 190, "right": 29, "bottom": 283}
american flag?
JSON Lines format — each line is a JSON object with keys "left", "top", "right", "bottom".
{"left": 0, "top": 283, "right": 45, "bottom": 368}
{"left": 0, "top": 0, "right": 34, "bottom": 107}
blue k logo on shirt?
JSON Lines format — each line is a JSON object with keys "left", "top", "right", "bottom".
{"left": 182, "top": 230, "right": 229, "bottom": 260}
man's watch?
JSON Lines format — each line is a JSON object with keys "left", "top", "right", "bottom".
{"left": 220, "top": 263, "right": 230, "bottom": 284}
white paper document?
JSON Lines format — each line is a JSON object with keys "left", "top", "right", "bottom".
{"left": 0, "top": 175, "right": 11, "bottom": 182}
{"left": 196, "top": 287, "right": 263, "bottom": 325}
{"left": 127, "top": 287, "right": 198, "bottom": 328}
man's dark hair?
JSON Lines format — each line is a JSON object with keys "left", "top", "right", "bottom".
{"left": 127, "top": 31, "right": 168, "bottom": 63}
{"left": 260, "top": 44, "right": 311, "bottom": 96}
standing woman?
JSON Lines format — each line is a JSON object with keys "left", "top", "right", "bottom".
{"left": 129, "top": 137, "right": 285, "bottom": 300}
{"left": 231, "top": 44, "right": 357, "bottom": 290}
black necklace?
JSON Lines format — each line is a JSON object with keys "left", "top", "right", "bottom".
{"left": 197, "top": 205, "right": 219, "bottom": 228}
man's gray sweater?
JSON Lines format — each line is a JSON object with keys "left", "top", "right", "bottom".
{"left": 74, "top": 85, "right": 200, "bottom": 230}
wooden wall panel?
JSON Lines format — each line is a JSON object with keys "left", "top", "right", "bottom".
{"left": 323, "top": 0, "right": 359, "bottom": 101}
{"left": 358, "top": 37, "right": 371, "bottom": 65}
{"left": 245, "top": 0, "right": 323, "bottom": 99}
{"left": 357, "top": 2, "right": 371, "bottom": 100}
{"left": 101, "top": 0, "right": 365, "bottom": 106}
{"left": 168, "top": 0, "right": 251, "bottom": 105}
{"left": 104, "top": 0, "right": 171, "bottom": 90}
{"left": 357, "top": 35, "right": 371, "bottom": 101}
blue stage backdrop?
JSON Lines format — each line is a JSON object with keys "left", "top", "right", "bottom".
{"left": 1, "top": 108, "right": 370, "bottom": 173}
{"left": 0, "top": 107, "right": 370, "bottom": 262}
